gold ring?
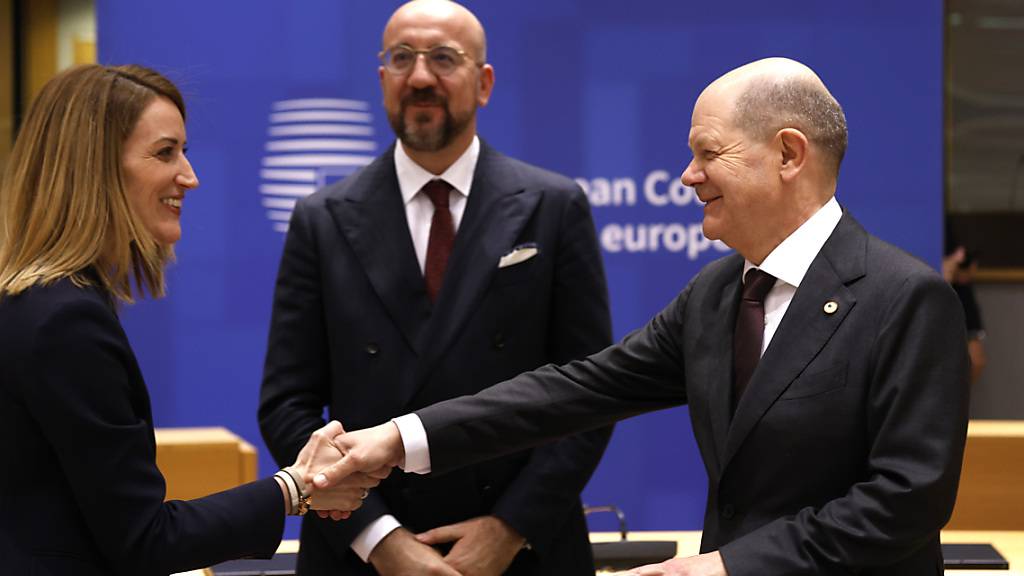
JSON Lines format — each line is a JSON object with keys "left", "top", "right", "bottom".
{"left": 360, "top": 488, "right": 370, "bottom": 500}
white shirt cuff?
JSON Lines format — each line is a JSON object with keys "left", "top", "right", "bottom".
{"left": 350, "top": 515, "right": 401, "bottom": 563}
{"left": 391, "top": 414, "right": 431, "bottom": 474}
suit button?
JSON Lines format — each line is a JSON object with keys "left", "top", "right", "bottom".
{"left": 365, "top": 343, "right": 380, "bottom": 356}
{"left": 721, "top": 504, "right": 735, "bottom": 519}
{"left": 492, "top": 332, "right": 505, "bottom": 350}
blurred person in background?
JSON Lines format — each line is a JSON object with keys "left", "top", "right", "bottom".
{"left": 942, "top": 240, "right": 986, "bottom": 384}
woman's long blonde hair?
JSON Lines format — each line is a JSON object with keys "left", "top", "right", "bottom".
{"left": 0, "top": 64, "right": 186, "bottom": 302}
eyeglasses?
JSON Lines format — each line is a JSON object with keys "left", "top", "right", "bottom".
{"left": 378, "top": 44, "right": 481, "bottom": 76}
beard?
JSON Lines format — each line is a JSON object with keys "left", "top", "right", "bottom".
{"left": 389, "top": 88, "right": 473, "bottom": 152}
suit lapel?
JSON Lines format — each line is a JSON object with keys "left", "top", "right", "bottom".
{"left": 699, "top": 256, "right": 744, "bottom": 475}
{"left": 326, "top": 148, "right": 432, "bottom": 355}
{"left": 417, "top": 143, "right": 542, "bottom": 377}
{"left": 721, "top": 213, "right": 866, "bottom": 470}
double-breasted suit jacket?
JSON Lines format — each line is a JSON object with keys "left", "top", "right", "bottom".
{"left": 417, "top": 213, "right": 970, "bottom": 576}
{"left": 259, "top": 140, "right": 613, "bottom": 574}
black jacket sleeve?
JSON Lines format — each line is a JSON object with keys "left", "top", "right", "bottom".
{"left": 22, "top": 293, "right": 284, "bottom": 576}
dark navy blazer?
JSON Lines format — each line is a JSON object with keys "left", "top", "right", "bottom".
{"left": 0, "top": 279, "right": 284, "bottom": 576}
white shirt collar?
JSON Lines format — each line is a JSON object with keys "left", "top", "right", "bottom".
{"left": 744, "top": 196, "right": 843, "bottom": 288}
{"left": 394, "top": 135, "right": 480, "bottom": 204}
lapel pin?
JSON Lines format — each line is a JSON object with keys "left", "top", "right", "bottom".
{"left": 823, "top": 301, "right": 839, "bottom": 315}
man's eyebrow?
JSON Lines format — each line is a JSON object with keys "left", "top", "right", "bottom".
{"left": 689, "top": 134, "right": 716, "bottom": 149}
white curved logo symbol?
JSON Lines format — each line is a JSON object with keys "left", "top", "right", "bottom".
{"left": 260, "top": 98, "right": 380, "bottom": 233}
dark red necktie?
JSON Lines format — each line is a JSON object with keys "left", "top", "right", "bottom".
{"left": 733, "top": 268, "right": 777, "bottom": 408}
{"left": 423, "top": 179, "right": 455, "bottom": 303}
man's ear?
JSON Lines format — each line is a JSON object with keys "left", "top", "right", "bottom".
{"left": 777, "top": 128, "right": 808, "bottom": 182}
{"left": 477, "top": 64, "right": 495, "bottom": 108}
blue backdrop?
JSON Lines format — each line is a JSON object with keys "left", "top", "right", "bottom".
{"left": 97, "top": 1, "right": 943, "bottom": 537}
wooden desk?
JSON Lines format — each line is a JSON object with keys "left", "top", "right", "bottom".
{"left": 589, "top": 531, "right": 1024, "bottom": 575}
{"left": 948, "top": 420, "right": 1024, "bottom": 530}
{"left": 174, "top": 531, "right": 1024, "bottom": 575}
{"left": 154, "top": 427, "right": 257, "bottom": 501}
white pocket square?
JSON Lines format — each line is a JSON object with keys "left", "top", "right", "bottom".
{"left": 498, "top": 244, "right": 539, "bottom": 268}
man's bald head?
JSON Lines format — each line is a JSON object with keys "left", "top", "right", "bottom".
{"left": 683, "top": 58, "right": 847, "bottom": 261}
{"left": 708, "top": 58, "right": 847, "bottom": 177}
{"left": 384, "top": 0, "right": 488, "bottom": 62}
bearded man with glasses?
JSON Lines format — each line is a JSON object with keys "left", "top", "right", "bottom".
{"left": 259, "top": 1, "right": 613, "bottom": 575}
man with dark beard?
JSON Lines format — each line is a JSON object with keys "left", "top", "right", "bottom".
{"left": 258, "top": 1, "right": 613, "bottom": 574}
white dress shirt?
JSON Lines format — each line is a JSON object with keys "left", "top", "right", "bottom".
{"left": 396, "top": 135, "right": 479, "bottom": 273}
{"left": 350, "top": 136, "right": 481, "bottom": 563}
{"left": 744, "top": 196, "right": 843, "bottom": 355}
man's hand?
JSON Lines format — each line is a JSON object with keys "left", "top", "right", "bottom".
{"left": 312, "top": 422, "right": 405, "bottom": 490}
{"left": 291, "top": 420, "right": 346, "bottom": 483}
{"left": 370, "top": 527, "right": 462, "bottom": 576}
{"left": 615, "top": 552, "right": 727, "bottom": 576}
{"left": 289, "top": 420, "right": 390, "bottom": 520}
{"left": 416, "top": 515, "right": 525, "bottom": 576}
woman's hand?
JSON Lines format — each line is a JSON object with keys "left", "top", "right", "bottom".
{"left": 312, "top": 468, "right": 391, "bottom": 520}
{"left": 289, "top": 421, "right": 391, "bottom": 519}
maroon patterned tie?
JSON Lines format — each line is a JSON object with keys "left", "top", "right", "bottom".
{"left": 423, "top": 179, "right": 455, "bottom": 303}
{"left": 733, "top": 268, "right": 777, "bottom": 409}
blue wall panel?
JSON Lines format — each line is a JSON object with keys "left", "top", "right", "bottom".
{"left": 98, "top": 0, "right": 943, "bottom": 537}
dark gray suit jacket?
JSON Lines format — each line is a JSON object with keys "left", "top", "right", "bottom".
{"left": 259, "top": 140, "right": 612, "bottom": 574}
{"left": 417, "top": 213, "right": 970, "bottom": 576}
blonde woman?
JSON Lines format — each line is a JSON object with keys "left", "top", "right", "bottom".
{"left": 0, "top": 65, "right": 383, "bottom": 576}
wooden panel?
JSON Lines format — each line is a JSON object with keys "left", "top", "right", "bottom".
{"left": 154, "top": 427, "right": 259, "bottom": 502}
{"left": 20, "top": 0, "right": 58, "bottom": 106}
{"left": 72, "top": 37, "right": 95, "bottom": 65}
{"left": 0, "top": 0, "right": 13, "bottom": 171}
{"left": 976, "top": 268, "right": 1024, "bottom": 283}
{"left": 947, "top": 420, "right": 1024, "bottom": 530}
{"left": 239, "top": 438, "right": 258, "bottom": 490}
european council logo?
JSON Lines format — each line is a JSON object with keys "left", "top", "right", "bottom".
{"left": 260, "top": 98, "right": 380, "bottom": 233}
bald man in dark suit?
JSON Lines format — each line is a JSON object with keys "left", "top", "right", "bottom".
{"left": 258, "top": 1, "right": 612, "bottom": 575}
{"left": 320, "top": 57, "right": 969, "bottom": 576}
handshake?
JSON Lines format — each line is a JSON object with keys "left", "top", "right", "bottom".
{"left": 287, "top": 421, "right": 532, "bottom": 575}
{"left": 287, "top": 420, "right": 723, "bottom": 576}
{"left": 286, "top": 420, "right": 406, "bottom": 518}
